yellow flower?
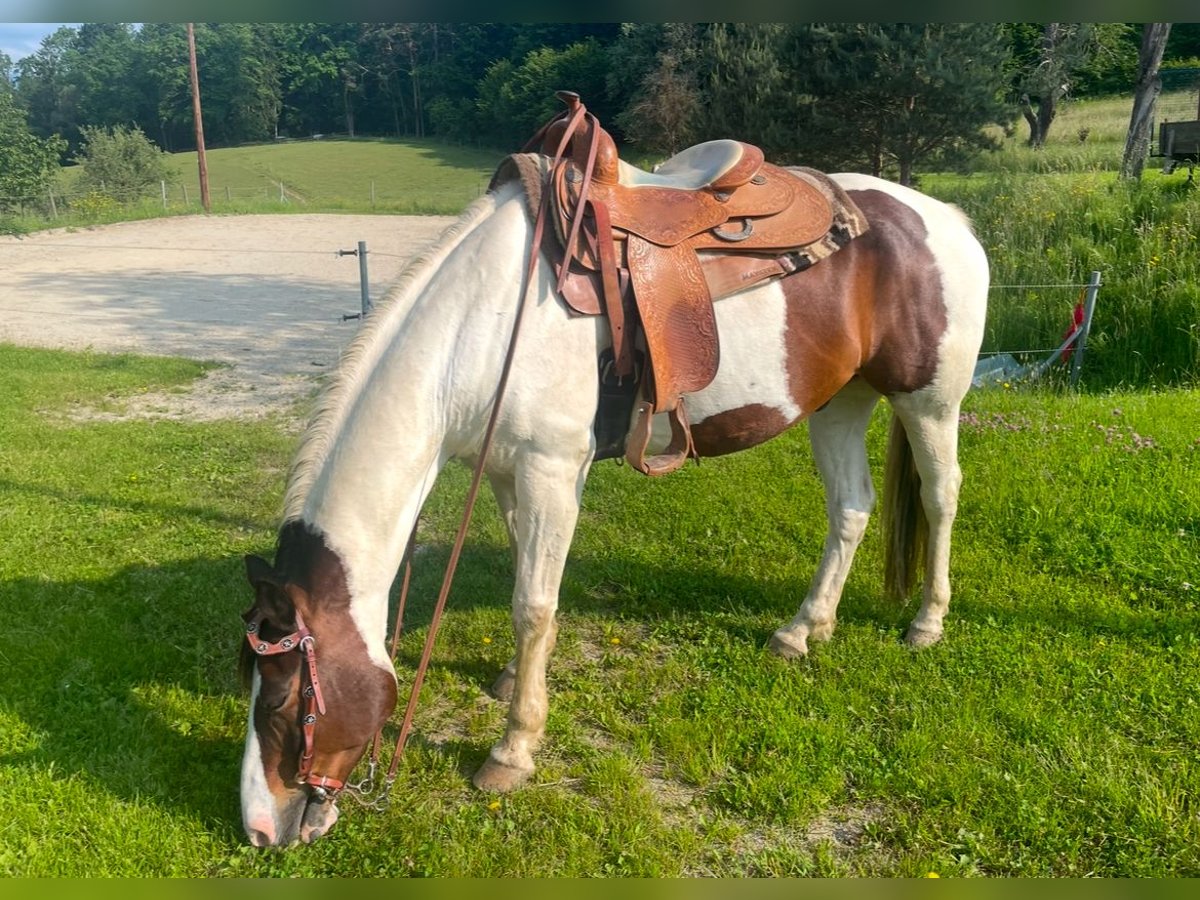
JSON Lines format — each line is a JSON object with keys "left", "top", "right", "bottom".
{"left": 487, "top": 800, "right": 501, "bottom": 812}
{"left": 482, "top": 636, "right": 492, "bottom": 645}
{"left": 925, "top": 872, "right": 940, "bottom": 878}
{"left": 609, "top": 637, "right": 621, "bottom": 646}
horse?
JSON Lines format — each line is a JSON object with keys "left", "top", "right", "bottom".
{"left": 236, "top": 167, "right": 988, "bottom": 847}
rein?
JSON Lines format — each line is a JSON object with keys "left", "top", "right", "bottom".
{"left": 253, "top": 94, "right": 601, "bottom": 812}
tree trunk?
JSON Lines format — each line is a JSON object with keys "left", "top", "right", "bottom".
{"left": 1120, "top": 23, "right": 1172, "bottom": 180}
{"left": 1022, "top": 90, "right": 1062, "bottom": 149}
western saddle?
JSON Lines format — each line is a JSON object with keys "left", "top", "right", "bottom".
{"left": 508, "top": 91, "right": 865, "bottom": 476}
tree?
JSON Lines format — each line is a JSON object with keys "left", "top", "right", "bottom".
{"left": 613, "top": 25, "right": 703, "bottom": 155}
{"left": 0, "top": 90, "right": 67, "bottom": 211}
{"left": 1010, "top": 23, "right": 1131, "bottom": 148}
{"left": 1120, "top": 24, "right": 1172, "bottom": 181}
{"left": 73, "top": 124, "right": 174, "bottom": 200}
{"left": 775, "top": 24, "right": 1011, "bottom": 184}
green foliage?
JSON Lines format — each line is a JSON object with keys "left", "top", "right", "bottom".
{"left": 475, "top": 39, "right": 614, "bottom": 148}
{"left": 73, "top": 124, "right": 175, "bottom": 200}
{"left": 0, "top": 344, "right": 1198, "bottom": 874}
{"left": 928, "top": 171, "right": 1200, "bottom": 388}
{"left": 0, "top": 90, "right": 67, "bottom": 210}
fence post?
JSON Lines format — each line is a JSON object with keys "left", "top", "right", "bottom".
{"left": 161, "top": 180, "right": 168, "bottom": 210}
{"left": 280, "top": 180, "right": 286, "bottom": 203}
{"left": 371, "top": 180, "right": 376, "bottom": 207}
{"left": 226, "top": 185, "right": 232, "bottom": 203}
{"left": 182, "top": 184, "right": 189, "bottom": 205}
{"left": 48, "top": 189, "right": 58, "bottom": 219}
{"left": 1070, "top": 270, "right": 1102, "bottom": 387}
{"left": 357, "top": 240, "right": 371, "bottom": 316}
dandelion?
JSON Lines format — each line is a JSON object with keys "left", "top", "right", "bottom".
{"left": 487, "top": 800, "right": 501, "bottom": 812}
{"left": 482, "top": 636, "right": 493, "bottom": 645}
{"left": 925, "top": 872, "right": 941, "bottom": 878}
{"left": 610, "top": 637, "right": 621, "bottom": 646}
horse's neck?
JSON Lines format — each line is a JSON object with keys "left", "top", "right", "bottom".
{"left": 291, "top": 190, "right": 532, "bottom": 650}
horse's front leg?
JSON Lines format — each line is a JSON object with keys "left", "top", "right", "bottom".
{"left": 473, "top": 451, "right": 588, "bottom": 792}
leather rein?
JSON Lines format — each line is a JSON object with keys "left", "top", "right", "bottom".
{"left": 244, "top": 95, "right": 602, "bottom": 812}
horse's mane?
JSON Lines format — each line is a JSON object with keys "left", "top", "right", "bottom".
{"left": 282, "top": 188, "right": 513, "bottom": 521}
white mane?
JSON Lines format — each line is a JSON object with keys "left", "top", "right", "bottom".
{"left": 282, "top": 189, "right": 511, "bottom": 521}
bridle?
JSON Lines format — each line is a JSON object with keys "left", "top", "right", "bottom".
{"left": 241, "top": 93, "right": 602, "bottom": 815}
{"left": 243, "top": 608, "right": 346, "bottom": 796}
{"left": 243, "top": 546, "right": 420, "bottom": 809}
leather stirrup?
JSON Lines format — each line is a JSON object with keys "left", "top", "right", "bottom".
{"left": 625, "top": 398, "right": 697, "bottom": 477}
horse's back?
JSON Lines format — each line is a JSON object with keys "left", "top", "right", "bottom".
{"left": 684, "top": 173, "right": 987, "bottom": 458}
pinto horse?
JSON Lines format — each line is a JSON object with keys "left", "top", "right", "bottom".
{"left": 237, "top": 168, "right": 988, "bottom": 846}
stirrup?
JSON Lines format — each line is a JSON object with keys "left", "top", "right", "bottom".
{"left": 625, "top": 398, "right": 697, "bottom": 477}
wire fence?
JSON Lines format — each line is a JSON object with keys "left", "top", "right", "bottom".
{"left": 0, "top": 177, "right": 489, "bottom": 221}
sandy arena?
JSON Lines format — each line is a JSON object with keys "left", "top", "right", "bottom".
{"left": 0, "top": 213, "right": 457, "bottom": 421}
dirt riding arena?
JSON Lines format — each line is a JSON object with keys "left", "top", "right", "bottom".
{"left": 0, "top": 213, "right": 457, "bottom": 422}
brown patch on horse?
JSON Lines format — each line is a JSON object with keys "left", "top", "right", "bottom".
{"left": 780, "top": 188, "right": 949, "bottom": 410}
{"left": 691, "top": 403, "right": 793, "bottom": 457}
{"left": 242, "top": 522, "right": 397, "bottom": 795}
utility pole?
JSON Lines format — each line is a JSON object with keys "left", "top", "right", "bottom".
{"left": 187, "top": 23, "right": 211, "bottom": 212}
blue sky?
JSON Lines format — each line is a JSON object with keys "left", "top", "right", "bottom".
{"left": 0, "top": 22, "right": 77, "bottom": 63}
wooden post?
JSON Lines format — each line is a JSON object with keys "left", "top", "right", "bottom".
{"left": 187, "top": 23, "right": 211, "bottom": 213}
{"left": 161, "top": 180, "right": 168, "bottom": 209}
{"left": 48, "top": 189, "right": 58, "bottom": 219}
{"left": 1070, "top": 271, "right": 1102, "bottom": 387}
{"left": 183, "top": 184, "right": 189, "bottom": 204}
{"left": 226, "top": 185, "right": 232, "bottom": 202}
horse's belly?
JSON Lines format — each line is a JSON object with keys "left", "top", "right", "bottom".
{"left": 643, "top": 282, "right": 804, "bottom": 458}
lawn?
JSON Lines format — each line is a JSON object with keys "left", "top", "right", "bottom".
{"left": 1, "top": 344, "right": 1197, "bottom": 876}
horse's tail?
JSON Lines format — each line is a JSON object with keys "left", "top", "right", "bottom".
{"left": 881, "top": 413, "right": 927, "bottom": 602}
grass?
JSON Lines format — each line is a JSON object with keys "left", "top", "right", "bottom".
{"left": 8, "top": 137, "right": 503, "bottom": 232}
{"left": 1, "top": 343, "right": 1198, "bottom": 876}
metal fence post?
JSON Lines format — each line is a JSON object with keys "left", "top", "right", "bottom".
{"left": 357, "top": 240, "right": 371, "bottom": 316}
{"left": 1070, "top": 270, "right": 1102, "bottom": 387}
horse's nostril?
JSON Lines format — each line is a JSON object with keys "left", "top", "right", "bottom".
{"left": 247, "top": 828, "right": 274, "bottom": 848}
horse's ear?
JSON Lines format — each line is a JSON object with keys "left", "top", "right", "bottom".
{"left": 244, "top": 554, "right": 294, "bottom": 623}
{"left": 245, "top": 554, "right": 280, "bottom": 589}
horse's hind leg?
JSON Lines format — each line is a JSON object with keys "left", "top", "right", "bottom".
{"left": 474, "top": 451, "right": 588, "bottom": 793}
{"left": 888, "top": 391, "right": 964, "bottom": 647}
{"left": 770, "top": 379, "right": 880, "bottom": 658}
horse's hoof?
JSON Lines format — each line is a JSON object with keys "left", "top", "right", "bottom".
{"left": 489, "top": 668, "right": 515, "bottom": 703}
{"left": 768, "top": 630, "right": 809, "bottom": 659}
{"left": 904, "top": 625, "right": 943, "bottom": 648}
{"left": 473, "top": 755, "right": 532, "bottom": 793}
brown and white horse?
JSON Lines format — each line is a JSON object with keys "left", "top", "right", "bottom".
{"left": 237, "top": 170, "right": 988, "bottom": 846}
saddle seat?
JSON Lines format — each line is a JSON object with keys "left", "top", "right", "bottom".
{"left": 523, "top": 91, "right": 863, "bottom": 476}
{"left": 618, "top": 140, "right": 761, "bottom": 191}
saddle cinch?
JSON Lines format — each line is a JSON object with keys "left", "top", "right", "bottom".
{"left": 503, "top": 91, "right": 869, "bottom": 476}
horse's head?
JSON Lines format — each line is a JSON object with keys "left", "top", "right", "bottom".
{"left": 238, "top": 530, "right": 397, "bottom": 847}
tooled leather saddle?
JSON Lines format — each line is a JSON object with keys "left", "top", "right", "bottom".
{"left": 497, "top": 91, "right": 868, "bottom": 476}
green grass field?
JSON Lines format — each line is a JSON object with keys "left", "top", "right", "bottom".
{"left": 1, "top": 345, "right": 1197, "bottom": 876}
{"left": 2, "top": 91, "right": 1199, "bottom": 875}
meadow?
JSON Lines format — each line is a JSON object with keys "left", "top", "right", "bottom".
{"left": 1, "top": 93, "right": 1199, "bottom": 876}
{"left": 0, "top": 345, "right": 1196, "bottom": 876}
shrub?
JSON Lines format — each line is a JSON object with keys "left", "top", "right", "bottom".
{"left": 73, "top": 125, "right": 175, "bottom": 202}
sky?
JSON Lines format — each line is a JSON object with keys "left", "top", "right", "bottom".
{"left": 0, "top": 21, "right": 76, "bottom": 63}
